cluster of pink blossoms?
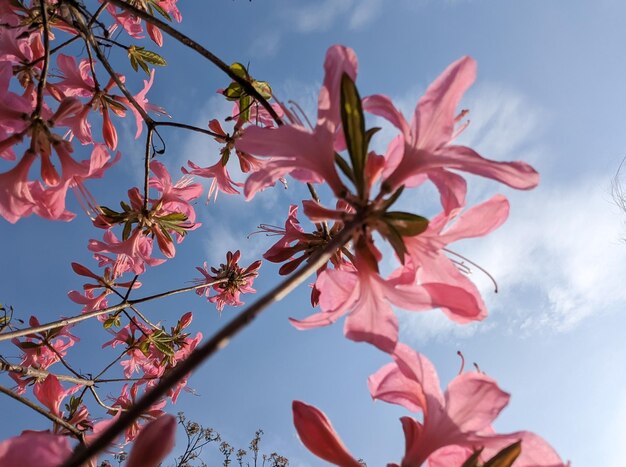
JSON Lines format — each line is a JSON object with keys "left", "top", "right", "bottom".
{"left": 239, "top": 46, "right": 537, "bottom": 353}
{"left": 0, "top": 1, "right": 172, "bottom": 224}
{"left": 236, "top": 45, "right": 566, "bottom": 464}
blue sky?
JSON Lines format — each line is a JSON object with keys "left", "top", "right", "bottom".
{"left": 2, "top": 0, "right": 626, "bottom": 465}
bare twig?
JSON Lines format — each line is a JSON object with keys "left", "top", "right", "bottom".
{"left": 0, "top": 361, "right": 94, "bottom": 387}
{"left": 34, "top": 0, "right": 51, "bottom": 117}
{"left": 0, "top": 384, "right": 84, "bottom": 438}
{"left": 0, "top": 279, "right": 226, "bottom": 343}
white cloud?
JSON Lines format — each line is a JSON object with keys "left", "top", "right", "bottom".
{"left": 250, "top": 0, "right": 386, "bottom": 56}
{"left": 396, "top": 83, "right": 626, "bottom": 342}
{"left": 282, "top": 0, "right": 353, "bottom": 33}
{"left": 469, "top": 177, "right": 626, "bottom": 333}
{"left": 348, "top": 0, "right": 384, "bottom": 29}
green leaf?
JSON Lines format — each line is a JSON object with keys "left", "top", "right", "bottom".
{"left": 129, "top": 54, "right": 138, "bottom": 72}
{"left": 128, "top": 46, "right": 166, "bottom": 76}
{"left": 483, "top": 440, "right": 522, "bottom": 467}
{"left": 380, "top": 219, "right": 408, "bottom": 264}
{"left": 224, "top": 83, "right": 243, "bottom": 100}
{"left": 383, "top": 211, "right": 429, "bottom": 237}
{"left": 340, "top": 73, "right": 366, "bottom": 196}
{"left": 239, "top": 95, "right": 251, "bottom": 122}
{"left": 134, "top": 47, "right": 167, "bottom": 66}
{"left": 252, "top": 80, "right": 272, "bottom": 99}
{"left": 100, "top": 206, "right": 119, "bottom": 217}
{"left": 159, "top": 212, "right": 188, "bottom": 222}
{"left": 122, "top": 221, "right": 132, "bottom": 241}
{"left": 152, "top": 338, "right": 175, "bottom": 357}
{"left": 18, "top": 341, "right": 41, "bottom": 349}
{"left": 148, "top": 0, "right": 172, "bottom": 21}
{"left": 334, "top": 152, "right": 355, "bottom": 183}
{"left": 380, "top": 186, "right": 404, "bottom": 210}
{"left": 230, "top": 62, "right": 250, "bottom": 80}
{"left": 364, "top": 127, "right": 381, "bottom": 146}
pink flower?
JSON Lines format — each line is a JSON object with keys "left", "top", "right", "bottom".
{"left": 292, "top": 401, "right": 362, "bottom": 467}
{"left": 33, "top": 375, "right": 90, "bottom": 434}
{"left": 236, "top": 45, "right": 357, "bottom": 199}
{"left": 108, "top": 384, "right": 166, "bottom": 443}
{"left": 88, "top": 229, "right": 166, "bottom": 275}
{"left": 290, "top": 251, "right": 431, "bottom": 353}
{"left": 183, "top": 159, "right": 242, "bottom": 201}
{"left": 126, "top": 415, "right": 177, "bottom": 466}
{"left": 115, "top": 70, "right": 168, "bottom": 138}
{"left": 400, "top": 194, "right": 511, "bottom": 324}
{"left": 368, "top": 344, "right": 567, "bottom": 466}
{"left": 363, "top": 56, "right": 539, "bottom": 195}
{"left": 195, "top": 251, "right": 262, "bottom": 313}
{"left": 0, "top": 431, "right": 72, "bottom": 467}
{"left": 68, "top": 259, "right": 141, "bottom": 314}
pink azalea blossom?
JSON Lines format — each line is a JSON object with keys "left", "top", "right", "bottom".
{"left": 195, "top": 251, "right": 262, "bottom": 313}
{"left": 0, "top": 431, "right": 72, "bottom": 467}
{"left": 363, "top": 56, "right": 539, "bottom": 195}
{"left": 400, "top": 194, "right": 511, "bottom": 324}
{"left": 368, "top": 344, "right": 567, "bottom": 466}
{"left": 33, "top": 375, "right": 91, "bottom": 434}
{"left": 10, "top": 318, "right": 79, "bottom": 393}
{"left": 0, "top": 416, "right": 176, "bottom": 467}
{"left": 290, "top": 250, "right": 431, "bottom": 353}
{"left": 109, "top": 384, "right": 166, "bottom": 443}
{"left": 125, "top": 414, "right": 177, "bottom": 466}
{"left": 115, "top": 69, "right": 168, "bottom": 138}
{"left": 236, "top": 45, "right": 357, "bottom": 199}
{"left": 68, "top": 259, "right": 141, "bottom": 314}
{"left": 88, "top": 229, "right": 166, "bottom": 275}
{"left": 292, "top": 401, "right": 362, "bottom": 467}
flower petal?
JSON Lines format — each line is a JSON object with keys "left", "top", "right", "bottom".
{"left": 292, "top": 401, "right": 362, "bottom": 467}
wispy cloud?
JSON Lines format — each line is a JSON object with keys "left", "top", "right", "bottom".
{"left": 409, "top": 83, "right": 625, "bottom": 338}
{"left": 250, "top": 0, "right": 386, "bottom": 57}
{"left": 470, "top": 177, "right": 626, "bottom": 333}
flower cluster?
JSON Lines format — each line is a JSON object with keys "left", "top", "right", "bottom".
{"left": 195, "top": 250, "right": 262, "bottom": 313}
{"left": 239, "top": 46, "right": 537, "bottom": 353}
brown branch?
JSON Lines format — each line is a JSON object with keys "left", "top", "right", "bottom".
{"left": 0, "top": 384, "right": 84, "bottom": 438}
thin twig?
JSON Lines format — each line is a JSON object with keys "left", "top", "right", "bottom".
{"left": 154, "top": 121, "right": 222, "bottom": 138}
{"left": 0, "top": 279, "right": 226, "bottom": 343}
{"left": 88, "top": 386, "right": 122, "bottom": 412}
{"left": 0, "top": 361, "right": 94, "bottom": 386}
{"left": 0, "top": 384, "right": 84, "bottom": 438}
{"left": 106, "top": 0, "right": 282, "bottom": 124}
{"left": 61, "top": 218, "right": 362, "bottom": 466}
{"left": 143, "top": 125, "right": 154, "bottom": 207}
{"left": 34, "top": 0, "right": 51, "bottom": 117}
